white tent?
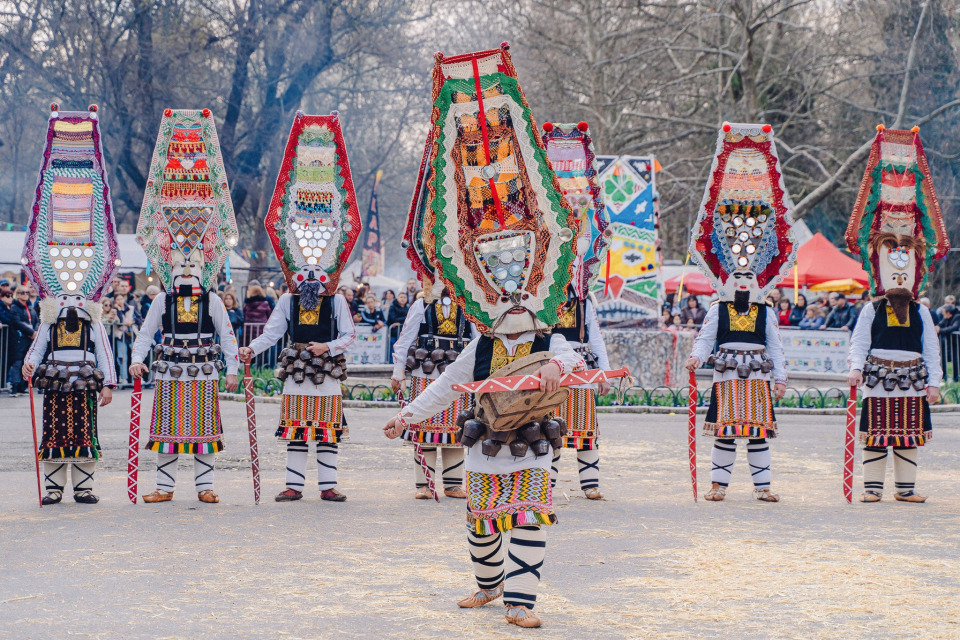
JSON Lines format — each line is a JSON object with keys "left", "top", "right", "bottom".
{"left": 341, "top": 259, "right": 407, "bottom": 295}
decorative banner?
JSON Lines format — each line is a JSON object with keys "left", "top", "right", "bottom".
{"left": 593, "top": 155, "right": 662, "bottom": 325}
{"left": 343, "top": 324, "right": 389, "bottom": 365}
{"left": 361, "top": 169, "right": 384, "bottom": 277}
{"left": 779, "top": 328, "right": 850, "bottom": 373}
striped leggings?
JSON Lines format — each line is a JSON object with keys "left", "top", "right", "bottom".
{"left": 413, "top": 447, "right": 464, "bottom": 489}
{"left": 467, "top": 525, "right": 546, "bottom": 609}
{"left": 285, "top": 441, "right": 339, "bottom": 491}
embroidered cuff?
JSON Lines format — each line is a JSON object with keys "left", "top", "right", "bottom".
{"left": 549, "top": 358, "right": 567, "bottom": 377}
{"left": 396, "top": 413, "right": 411, "bottom": 429}
{"left": 774, "top": 378, "right": 787, "bottom": 385}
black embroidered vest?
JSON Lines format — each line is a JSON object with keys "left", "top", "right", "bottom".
{"left": 49, "top": 317, "right": 94, "bottom": 357}
{"left": 871, "top": 299, "right": 923, "bottom": 353}
{"left": 162, "top": 290, "right": 215, "bottom": 339}
{"left": 716, "top": 303, "right": 767, "bottom": 346}
{"left": 473, "top": 334, "right": 551, "bottom": 381}
{"left": 553, "top": 298, "right": 588, "bottom": 344}
{"left": 289, "top": 294, "right": 338, "bottom": 344}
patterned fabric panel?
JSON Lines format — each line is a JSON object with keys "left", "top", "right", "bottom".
{"left": 39, "top": 390, "right": 99, "bottom": 461}
{"left": 147, "top": 380, "right": 223, "bottom": 454}
{"left": 277, "top": 394, "right": 346, "bottom": 442}
{"left": 466, "top": 467, "right": 556, "bottom": 535}
{"left": 860, "top": 396, "right": 931, "bottom": 447}
{"left": 554, "top": 387, "right": 599, "bottom": 450}
{"left": 703, "top": 379, "right": 777, "bottom": 439}
{"left": 401, "top": 375, "right": 473, "bottom": 447}
{"left": 490, "top": 338, "right": 533, "bottom": 374}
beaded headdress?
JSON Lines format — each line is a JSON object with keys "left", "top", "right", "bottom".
{"left": 425, "top": 43, "right": 578, "bottom": 333}
{"left": 136, "top": 108, "right": 239, "bottom": 291}
{"left": 845, "top": 125, "right": 949, "bottom": 298}
{"left": 22, "top": 104, "right": 120, "bottom": 302}
{"left": 265, "top": 111, "right": 361, "bottom": 294}
{"left": 690, "top": 122, "right": 797, "bottom": 302}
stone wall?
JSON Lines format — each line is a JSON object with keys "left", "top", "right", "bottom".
{"left": 601, "top": 328, "right": 697, "bottom": 388}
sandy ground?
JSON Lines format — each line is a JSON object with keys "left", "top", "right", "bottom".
{"left": 0, "top": 390, "right": 959, "bottom": 639}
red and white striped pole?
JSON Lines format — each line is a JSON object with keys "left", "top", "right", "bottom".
{"left": 688, "top": 371, "right": 698, "bottom": 502}
{"left": 126, "top": 377, "right": 142, "bottom": 504}
{"left": 843, "top": 385, "right": 857, "bottom": 504}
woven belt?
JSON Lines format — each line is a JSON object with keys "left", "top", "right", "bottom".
{"left": 717, "top": 348, "right": 765, "bottom": 356}
{"left": 866, "top": 355, "right": 923, "bottom": 368}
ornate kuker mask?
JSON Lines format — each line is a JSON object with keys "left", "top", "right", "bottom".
{"left": 137, "top": 108, "right": 239, "bottom": 292}
{"left": 265, "top": 111, "right": 361, "bottom": 294}
{"left": 426, "top": 44, "right": 577, "bottom": 334}
{"left": 690, "top": 122, "right": 797, "bottom": 303}
{"left": 22, "top": 104, "right": 121, "bottom": 302}
{"left": 847, "top": 126, "right": 949, "bottom": 298}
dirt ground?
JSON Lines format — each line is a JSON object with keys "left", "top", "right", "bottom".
{"left": 1, "top": 390, "right": 958, "bottom": 639}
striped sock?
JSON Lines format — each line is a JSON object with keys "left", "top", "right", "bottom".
{"left": 863, "top": 446, "right": 888, "bottom": 494}
{"left": 711, "top": 439, "right": 737, "bottom": 487}
{"left": 892, "top": 446, "right": 918, "bottom": 495}
{"left": 441, "top": 448, "right": 464, "bottom": 489}
{"left": 576, "top": 448, "right": 600, "bottom": 490}
{"left": 467, "top": 529, "right": 504, "bottom": 590}
{"left": 414, "top": 447, "right": 437, "bottom": 488}
{"left": 746, "top": 439, "right": 771, "bottom": 489}
{"left": 285, "top": 441, "right": 308, "bottom": 490}
{"left": 550, "top": 449, "right": 561, "bottom": 489}
{"left": 194, "top": 454, "right": 215, "bottom": 492}
{"left": 503, "top": 525, "right": 546, "bottom": 610}
{"left": 316, "top": 443, "right": 338, "bottom": 490}
{"left": 156, "top": 453, "right": 178, "bottom": 492}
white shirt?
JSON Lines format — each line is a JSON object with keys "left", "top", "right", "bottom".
{"left": 397, "top": 331, "right": 585, "bottom": 475}
{"left": 689, "top": 303, "right": 787, "bottom": 384}
{"left": 26, "top": 318, "right": 119, "bottom": 387}
{"left": 247, "top": 293, "right": 357, "bottom": 397}
{"left": 563, "top": 298, "right": 611, "bottom": 389}
{"left": 847, "top": 302, "right": 942, "bottom": 389}
{"left": 391, "top": 298, "right": 478, "bottom": 381}
{"left": 132, "top": 291, "right": 240, "bottom": 378}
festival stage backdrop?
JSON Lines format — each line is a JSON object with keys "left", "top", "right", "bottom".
{"left": 593, "top": 155, "right": 662, "bottom": 325}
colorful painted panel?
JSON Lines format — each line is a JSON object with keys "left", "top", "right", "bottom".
{"left": 265, "top": 111, "right": 361, "bottom": 293}
{"left": 22, "top": 105, "right": 120, "bottom": 300}
{"left": 593, "top": 155, "right": 661, "bottom": 324}
{"left": 137, "top": 109, "right": 238, "bottom": 290}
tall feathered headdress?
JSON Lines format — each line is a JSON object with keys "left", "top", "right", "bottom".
{"left": 541, "top": 121, "right": 609, "bottom": 299}
{"left": 136, "top": 108, "right": 239, "bottom": 291}
{"left": 265, "top": 111, "right": 361, "bottom": 294}
{"left": 22, "top": 104, "right": 120, "bottom": 301}
{"left": 690, "top": 122, "right": 797, "bottom": 302}
{"left": 424, "top": 43, "right": 578, "bottom": 333}
{"left": 845, "top": 125, "right": 949, "bottom": 297}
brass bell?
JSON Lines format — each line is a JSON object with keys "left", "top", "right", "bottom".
{"left": 481, "top": 439, "right": 502, "bottom": 456}
{"left": 58, "top": 367, "right": 69, "bottom": 380}
{"left": 877, "top": 367, "right": 889, "bottom": 378}
{"left": 178, "top": 347, "right": 191, "bottom": 360}
{"left": 405, "top": 356, "right": 418, "bottom": 371}
{"left": 490, "top": 430, "right": 510, "bottom": 443}
{"left": 169, "top": 365, "right": 184, "bottom": 379}
{"left": 898, "top": 376, "right": 911, "bottom": 391}
{"left": 436, "top": 363, "right": 447, "bottom": 375}
{"left": 311, "top": 357, "right": 324, "bottom": 367}
{"left": 305, "top": 365, "right": 316, "bottom": 376}
{"left": 78, "top": 365, "right": 94, "bottom": 379}
{"left": 49, "top": 379, "right": 62, "bottom": 392}
{"left": 299, "top": 350, "right": 312, "bottom": 361}
{"left": 195, "top": 346, "right": 209, "bottom": 358}
{"left": 293, "top": 370, "right": 305, "bottom": 383}
{"left": 414, "top": 348, "right": 429, "bottom": 361}
{"left": 749, "top": 359, "right": 762, "bottom": 372}
{"left": 36, "top": 364, "right": 48, "bottom": 378}
{"left": 553, "top": 417, "right": 568, "bottom": 436}
{"left": 156, "top": 360, "right": 169, "bottom": 374}
{"left": 420, "top": 360, "right": 435, "bottom": 374}
{"left": 61, "top": 379, "right": 74, "bottom": 392}
{"left": 294, "top": 359, "right": 306, "bottom": 370}
{"left": 461, "top": 420, "right": 485, "bottom": 447}
{"left": 338, "top": 370, "right": 348, "bottom": 382}
{"left": 865, "top": 375, "right": 879, "bottom": 388}
{"left": 913, "top": 378, "right": 926, "bottom": 392}
{"left": 736, "top": 364, "right": 751, "bottom": 379}
{"left": 714, "top": 358, "right": 727, "bottom": 373}
{"left": 186, "top": 365, "right": 200, "bottom": 377}
{"left": 163, "top": 346, "right": 175, "bottom": 358}
{"left": 431, "top": 348, "right": 445, "bottom": 362}
{"left": 92, "top": 369, "right": 105, "bottom": 382}
{"left": 73, "top": 379, "right": 87, "bottom": 391}
{"left": 285, "top": 363, "right": 296, "bottom": 374}
{"left": 882, "top": 377, "right": 897, "bottom": 392}
{"left": 445, "top": 349, "right": 459, "bottom": 362}
{"left": 314, "top": 372, "right": 326, "bottom": 385}
{"left": 330, "top": 366, "right": 343, "bottom": 379}
{"left": 151, "top": 360, "right": 160, "bottom": 372}
{"left": 705, "top": 354, "right": 716, "bottom": 367}
{"left": 456, "top": 410, "right": 475, "bottom": 427}
{"left": 153, "top": 344, "right": 164, "bottom": 358}
{"left": 210, "top": 344, "right": 222, "bottom": 356}
{"left": 727, "top": 358, "right": 739, "bottom": 370}
{"left": 36, "top": 377, "right": 49, "bottom": 389}
{"left": 322, "top": 361, "right": 334, "bottom": 373}
{"left": 543, "top": 420, "right": 561, "bottom": 440}
{"left": 520, "top": 422, "right": 542, "bottom": 444}
{"left": 407, "top": 346, "right": 417, "bottom": 358}
{"left": 202, "top": 363, "right": 214, "bottom": 376}
{"left": 509, "top": 440, "right": 529, "bottom": 456}
{"left": 760, "top": 360, "right": 773, "bottom": 374}
{"left": 275, "top": 366, "right": 288, "bottom": 380}
{"left": 530, "top": 439, "right": 551, "bottom": 456}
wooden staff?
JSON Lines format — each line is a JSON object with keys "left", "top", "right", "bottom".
{"left": 126, "top": 377, "right": 142, "bottom": 504}
{"left": 28, "top": 378, "right": 42, "bottom": 507}
{"left": 687, "top": 371, "right": 698, "bottom": 503}
{"left": 843, "top": 384, "right": 857, "bottom": 504}
{"left": 244, "top": 364, "right": 261, "bottom": 505}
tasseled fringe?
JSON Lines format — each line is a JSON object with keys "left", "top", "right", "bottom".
{"left": 860, "top": 431, "right": 932, "bottom": 447}
{"left": 473, "top": 511, "right": 557, "bottom": 535}
{"left": 39, "top": 446, "right": 100, "bottom": 461}
{"left": 703, "top": 422, "right": 778, "bottom": 439}
{"left": 147, "top": 440, "right": 224, "bottom": 455}
{"left": 561, "top": 436, "right": 597, "bottom": 450}
{"left": 401, "top": 428, "right": 460, "bottom": 446}
{"left": 275, "top": 427, "right": 343, "bottom": 443}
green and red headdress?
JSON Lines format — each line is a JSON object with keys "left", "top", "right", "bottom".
{"left": 845, "top": 125, "right": 949, "bottom": 298}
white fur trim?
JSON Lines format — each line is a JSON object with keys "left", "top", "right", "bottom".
{"left": 39, "top": 298, "right": 102, "bottom": 324}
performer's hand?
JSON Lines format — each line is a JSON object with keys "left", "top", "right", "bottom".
{"left": 846, "top": 369, "right": 862, "bottom": 388}
{"left": 383, "top": 416, "right": 402, "bottom": 439}
{"left": 225, "top": 374, "right": 239, "bottom": 392}
{"left": 22, "top": 363, "right": 35, "bottom": 378}
{"left": 684, "top": 357, "right": 700, "bottom": 372}
{"left": 537, "top": 362, "right": 561, "bottom": 393}
{"left": 239, "top": 347, "right": 254, "bottom": 363}
{"left": 926, "top": 386, "right": 940, "bottom": 405}
{"left": 129, "top": 363, "right": 149, "bottom": 379}
{"left": 99, "top": 387, "right": 113, "bottom": 407}
{"left": 773, "top": 383, "right": 786, "bottom": 401}
{"left": 308, "top": 342, "right": 330, "bottom": 357}
{"left": 597, "top": 381, "right": 611, "bottom": 396}
{"left": 390, "top": 377, "right": 403, "bottom": 393}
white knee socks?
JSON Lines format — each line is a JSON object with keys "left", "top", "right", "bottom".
{"left": 862, "top": 446, "right": 888, "bottom": 494}
{"left": 468, "top": 529, "right": 505, "bottom": 591}
{"left": 746, "top": 440, "right": 771, "bottom": 489}
{"left": 711, "top": 439, "right": 771, "bottom": 488}
{"left": 441, "top": 448, "right": 464, "bottom": 489}
{"left": 576, "top": 448, "right": 600, "bottom": 490}
{"left": 893, "top": 447, "right": 919, "bottom": 495}
{"left": 194, "top": 454, "right": 215, "bottom": 492}
{"left": 73, "top": 461, "right": 96, "bottom": 492}
{"left": 156, "top": 453, "right": 178, "bottom": 492}
{"left": 286, "top": 441, "right": 340, "bottom": 491}
{"left": 414, "top": 447, "right": 438, "bottom": 488}
{"left": 43, "top": 462, "right": 67, "bottom": 497}
{"left": 316, "top": 442, "right": 338, "bottom": 490}
{"left": 550, "top": 450, "right": 561, "bottom": 489}
{"left": 155, "top": 453, "right": 215, "bottom": 492}
{"left": 503, "top": 525, "right": 547, "bottom": 610}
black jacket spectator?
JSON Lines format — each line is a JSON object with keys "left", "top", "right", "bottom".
{"left": 358, "top": 307, "right": 386, "bottom": 326}
{"left": 825, "top": 301, "right": 857, "bottom": 331}
{"left": 10, "top": 297, "right": 39, "bottom": 359}
{"left": 937, "top": 310, "right": 960, "bottom": 335}
{"left": 387, "top": 299, "right": 410, "bottom": 327}
{"left": 788, "top": 296, "right": 807, "bottom": 326}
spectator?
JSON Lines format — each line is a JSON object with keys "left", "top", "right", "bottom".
{"left": 788, "top": 294, "right": 807, "bottom": 326}
{"left": 140, "top": 285, "right": 161, "bottom": 318}
{"left": 767, "top": 288, "right": 782, "bottom": 307}
{"left": 937, "top": 295, "right": 956, "bottom": 319}
{"left": 265, "top": 284, "right": 279, "bottom": 306}
{"left": 341, "top": 286, "right": 359, "bottom": 315}
{"left": 27, "top": 282, "right": 40, "bottom": 310}
{"left": 405, "top": 278, "right": 420, "bottom": 301}
{"left": 776, "top": 298, "right": 792, "bottom": 325}
{"left": 0, "top": 288, "right": 11, "bottom": 320}
{"left": 678, "top": 296, "right": 706, "bottom": 326}
{"left": 936, "top": 305, "right": 960, "bottom": 335}
{"left": 222, "top": 292, "right": 245, "bottom": 338}
{"left": 920, "top": 297, "right": 940, "bottom": 325}
{"left": 357, "top": 295, "right": 385, "bottom": 330}
{"left": 8, "top": 286, "right": 39, "bottom": 395}
{"left": 242, "top": 284, "right": 274, "bottom": 345}
{"left": 825, "top": 293, "right": 857, "bottom": 331}
{"left": 798, "top": 305, "right": 825, "bottom": 330}
{"left": 104, "top": 276, "right": 121, "bottom": 299}
{"left": 0, "top": 279, "right": 11, "bottom": 297}
{"left": 381, "top": 289, "right": 396, "bottom": 312}
{"left": 661, "top": 305, "right": 675, "bottom": 327}
{"left": 387, "top": 291, "right": 410, "bottom": 327}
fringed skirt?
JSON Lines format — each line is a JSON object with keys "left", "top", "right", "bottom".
{"left": 704, "top": 379, "right": 777, "bottom": 439}
{"left": 860, "top": 396, "right": 932, "bottom": 447}
{"left": 276, "top": 394, "right": 347, "bottom": 443}
{"left": 147, "top": 380, "right": 224, "bottom": 454}
{"left": 40, "top": 389, "right": 100, "bottom": 462}
{"left": 554, "top": 387, "right": 599, "bottom": 450}
{"left": 466, "top": 467, "right": 557, "bottom": 535}
{"left": 400, "top": 375, "right": 471, "bottom": 447}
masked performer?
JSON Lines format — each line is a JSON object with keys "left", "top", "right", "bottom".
{"left": 684, "top": 122, "right": 798, "bottom": 503}
{"left": 384, "top": 44, "right": 583, "bottom": 629}
{"left": 239, "top": 112, "right": 360, "bottom": 503}
{"left": 130, "top": 108, "right": 241, "bottom": 504}
{"left": 845, "top": 125, "right": 948, "bottom": 503}
{"left": 21, "top": 104, "right": 120, "bottom": 505}
{"left": 542, "top": 121, "right": 612, "bottom": 500}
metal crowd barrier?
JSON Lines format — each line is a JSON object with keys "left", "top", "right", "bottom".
{"left": 0, "top": 325, "right": 8, "bottom": 389}
{"left": 941, "top": 332, "right": 960, "bottom": 383}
